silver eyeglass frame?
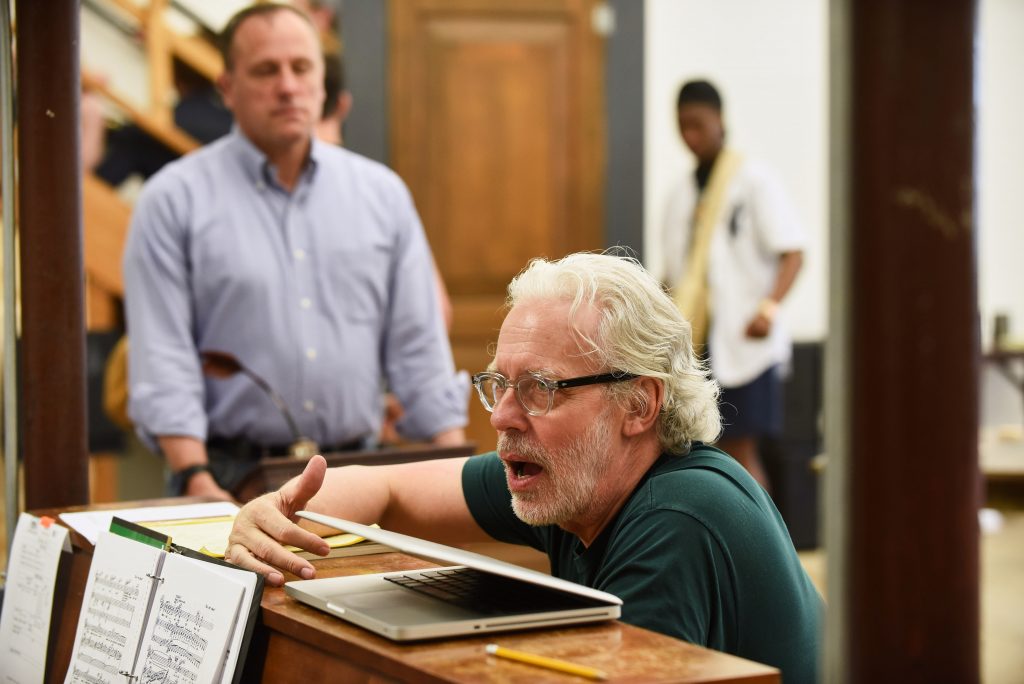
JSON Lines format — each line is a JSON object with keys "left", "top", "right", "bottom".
{"left": 471, "top": 370, "right": 639, "bottom": 416}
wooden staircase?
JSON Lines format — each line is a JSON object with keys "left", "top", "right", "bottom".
{"left": 82, "top": 0, "right": 215, "bottom": 329}
{"left": 82, "top": 0, "right": 221, "bottom": 501}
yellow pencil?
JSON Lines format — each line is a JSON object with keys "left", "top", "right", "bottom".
{"left": 485, "top": 644, "right": 608, "bottom": 681}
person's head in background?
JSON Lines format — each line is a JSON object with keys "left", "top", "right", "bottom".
{"left": 676, "top": 79, "right": 725, "bottom": 166}
{"left": 217, "top": 4, "right": 325, "bottom": 159}
{"left": 288, "top": 0, "right": 341, "bottom": 53}
{"left": 316, "top": 52, "right": 352, "bottom": 145}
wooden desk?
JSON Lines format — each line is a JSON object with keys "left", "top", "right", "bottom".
{"left": 39, "top": 500, "right": 779, "bottom": 683}
{"left": 233, "top": 443, "right": 477, "bottom": 502}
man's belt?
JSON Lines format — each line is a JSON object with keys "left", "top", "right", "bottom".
{"left": 207, "top": 436, "right": 367, "bottom": 460}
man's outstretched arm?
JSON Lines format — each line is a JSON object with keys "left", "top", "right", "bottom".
{"left": 226, "top": 454, "right": 489, "bottom": 586}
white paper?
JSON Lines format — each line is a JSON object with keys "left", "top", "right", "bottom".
{"left": 134, "top": 553, "right": 244, "bottom": 684}
{"left": 59, "top": 502, "right": 240, "bottom": 545}
{"left": 62, "top": 530, "right": 255, "bottom": 684}
{"left": 64, "top": 532, "right": 163, "bottom": 684}
{"left": 0, "top": 513, "right": 71, "bottom": 684}
{"left": 177, "top": 555, "right": 259, "bottom": 683}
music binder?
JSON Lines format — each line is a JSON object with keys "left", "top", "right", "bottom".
{"left": 63, "top": 518, "right": 264, "bottom": 684}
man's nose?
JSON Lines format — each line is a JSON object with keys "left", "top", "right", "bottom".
{"left": 489, "top": 387, "right": 528, "bottom": 433}
{"left": 277, "top": 67, "right": 301, "bottom": 95}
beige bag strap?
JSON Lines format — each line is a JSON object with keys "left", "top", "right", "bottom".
{"left": 672, "top": 148, "right": 743, "bottom": 349}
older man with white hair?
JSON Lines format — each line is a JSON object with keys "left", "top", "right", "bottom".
{"left": 228, "top": 251, "right": 823, "bottom": 683}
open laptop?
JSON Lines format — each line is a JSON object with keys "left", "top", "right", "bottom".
{"left": 284, "top": 510, "right": 622, "bottom": 641}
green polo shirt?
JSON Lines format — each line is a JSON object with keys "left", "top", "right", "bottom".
{"left": 462, "top": 444, "right": 823, "bottom": 684}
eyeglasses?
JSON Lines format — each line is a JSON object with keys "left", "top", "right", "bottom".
{"left": 472, "top": 370, "right": 639, "bottom": 416}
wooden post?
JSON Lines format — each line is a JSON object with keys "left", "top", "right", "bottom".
{"left": 15, "top": 0, "right": 90, "bottom": 508}
{"left": 827, "top": 0, "right": 980, "bottom": 680}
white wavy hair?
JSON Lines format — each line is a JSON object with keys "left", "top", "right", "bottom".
{"left": 506, "top": 250, "right": 721, "bottom": 454}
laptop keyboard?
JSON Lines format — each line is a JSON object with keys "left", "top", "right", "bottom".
{"left": 384, "top": 567, "right": 599, "bottom": 615}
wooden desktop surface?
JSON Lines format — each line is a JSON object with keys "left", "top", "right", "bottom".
{"left": 37, "top": 499, "right": 779, "bottom": 683}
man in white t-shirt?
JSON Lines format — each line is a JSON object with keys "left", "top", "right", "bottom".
{"left": 655, "top": 80, "right": 804, "bottom": 489}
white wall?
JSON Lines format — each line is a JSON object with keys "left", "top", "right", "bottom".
{"left": 645, "top": 0, "right": 1023, "bottom": 349}
{"left": 644, "top": 0, "right": 829, "bottom": 341}
{"left": 81, "top": 6, "right": 149, "bottom": 112}
{"left": 978, "top": 0, "right": 1024, "bottom": 351}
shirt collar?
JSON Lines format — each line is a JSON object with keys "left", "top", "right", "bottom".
{"left": 227, "top": 125, "right": 321, "bottom": 191}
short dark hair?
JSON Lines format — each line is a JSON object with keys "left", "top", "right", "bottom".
{"left": 321, "top": 52, "right": 346, "bottom": 118}
{"left": 219, "top": 3, "right": 319, "bottom": 72}
{"left": 677, "top": 80, "right": 723, "bottom": 111}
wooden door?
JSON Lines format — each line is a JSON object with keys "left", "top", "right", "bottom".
{"left": 391, "top": 0, "right": 606, "bottom": 451}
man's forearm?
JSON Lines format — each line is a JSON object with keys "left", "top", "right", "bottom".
{"left": 305, "top": 457, "right": 487, "bottom": 545}
{"left": 768, "top": 250, "right": 804, "bottom": 303}
{"left": 158, "top": 435, "right": 208, "bottom": 471}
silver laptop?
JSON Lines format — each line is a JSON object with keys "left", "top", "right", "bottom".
{"left": 284, "top": 511, "right": 622, "bottom": 641}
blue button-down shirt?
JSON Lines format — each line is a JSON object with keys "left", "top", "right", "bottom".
{"left": 124, "top": 129, "right": 467, "bottom": 447}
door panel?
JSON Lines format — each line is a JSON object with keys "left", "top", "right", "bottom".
{"left": 391, "top": 0, "right": 606, "bottom": 451}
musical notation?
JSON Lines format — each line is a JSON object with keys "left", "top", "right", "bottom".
{"left": 64, "top": 533, "right": 161, "bottom": 684}
{"left": 136, "top": 594, "right": 214, "bottom": 683}
{"left": 63, "top": 529, "right": 254, "bottom": 684}
{"left": 83, "top": 619, "right": 129, "bottom": 647}
{"left": 68, "top": 664, "right": 114, "bottom": 684}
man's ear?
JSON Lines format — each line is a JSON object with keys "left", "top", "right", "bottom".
{"left": 337, "top": 91, "right": 353, "bottom": 125}
{"left": 217, "top": 72, "right": 233, "bottom": 108}
{"left": 622, "top": 376, "right": 663, "bottom": 438}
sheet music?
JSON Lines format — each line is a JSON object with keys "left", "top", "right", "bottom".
{"left": 64, "top": 532, "right": 163, "bottom": 684}
{"left": 134, "top": 553, "right": 244, "bottom": 684}
{"left": 0, "top": 513, "right": 71, "bottom": 684}
{"left": 172, "top": 556, "right": 259, "bottom": 683}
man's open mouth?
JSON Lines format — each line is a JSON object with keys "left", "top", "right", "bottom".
{"left": 507, "top": 459, "right": 544, "bottom": 479}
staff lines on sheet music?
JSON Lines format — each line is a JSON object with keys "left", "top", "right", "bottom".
{"left": 89, "top": 591, "right": 138, "bottom": 621}
{"left": 94, "top": 571, "right": 143, "bottom": 600}
{"left": 149, "top": 622, "right": 209, "bottom": 655}
{"left": 83, "top": 619, "right": 129, "bottom": 646}
{"left": 158, "top": 595, "right": 215, "bottom": 632}
{"left": 141, "top": 648, "right": 201, "bottom": 683}
{"left": 78, "top": 651, "right": 121, "bottom": 675}
{"left": 80, "top": 634, "right": 124, "bottom": 662}
{"left": 134, "top": 593, "right": 217, "bottom": 683}
{"left": 69, "top": 665, "right": 110, "bottom": 684}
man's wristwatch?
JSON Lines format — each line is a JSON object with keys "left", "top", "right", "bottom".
{"left": 174, "top": 463, "right": 213, "bottom": 495}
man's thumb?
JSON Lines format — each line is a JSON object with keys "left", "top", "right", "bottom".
{"left": 281, "top": 454, "right": 328, "bottom": 512}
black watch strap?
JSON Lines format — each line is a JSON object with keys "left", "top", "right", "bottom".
{"left": 174, "top": 463, "right": 212, "bottom": 494}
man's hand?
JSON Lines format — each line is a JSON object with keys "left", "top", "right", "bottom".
{"left": 745, "top": 313, "right": 773, "bottom": 338}
{"left": 745, "top": 299, "right": 777, "bottom": 339}
{"left": 225, "top": 455, "right": 331, "bottom": 587}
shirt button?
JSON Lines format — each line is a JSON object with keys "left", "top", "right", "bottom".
{"left": 303, "top": 400, "right": 316, "bottom": 412}
{"left": 294, "top": 249, "right": 306, "bottom": 260}
{"left": 306, "top": 347, "right": 317, "bottom": 360}
{"left": 300, "top": 298, "right": 312, "bottom": 309}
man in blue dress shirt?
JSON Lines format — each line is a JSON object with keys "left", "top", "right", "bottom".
{"left": 123, "top": 3, "right": 467, "bottom": 500}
